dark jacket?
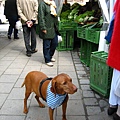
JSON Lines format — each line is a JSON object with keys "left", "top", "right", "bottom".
{"left": 4, "top": 0, "right": 19, "bottom": 19}
{"left": 38, "top": 1, "right": 59, "bottom": 39}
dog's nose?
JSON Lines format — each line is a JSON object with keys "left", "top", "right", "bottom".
{"left": 73, "top": 85, "right": 78, "bottom": 92}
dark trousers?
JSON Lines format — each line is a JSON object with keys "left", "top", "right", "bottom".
{"left": 43, "top": 34, "right": 58, "bottom": 63}
{"left": 7, "top": 16, "right": 18, "bottom": 38}
{"left": 22, "top": 25, "right": 37, "bottom": 54}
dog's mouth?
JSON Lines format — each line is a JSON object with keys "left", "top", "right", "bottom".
{"left": 64, "top": 86, "right": 78, "bottom": 94}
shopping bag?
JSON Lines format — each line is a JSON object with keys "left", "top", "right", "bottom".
{"left": 15, "top": 20, "right": 22, "bottom": 30}
{"left": 58, "top": 35, "right": 62, "bottom": 43}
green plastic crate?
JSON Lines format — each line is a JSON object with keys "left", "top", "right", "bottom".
{"left": 80, "top": 39, "right": 98, "bottom": 66}
{"left": 86, "top": 28, "right": 100, "bottom": 44}
{"left": 77, "top": 27, "right": 87, "bottom": 39}
{"left": 59, "top": 21, "right": 78, "bottom": 31}
{"left": 66, "top": 30, "right": 74, "bottom": 50}
{"left": 57, "top": 30, "right": 74, "bottom": 51}
{"left": 90, "top": 51, "right": 113, "bottom": 97}
{"left": 57, "top": 31, "right": 67, "bottom": 51}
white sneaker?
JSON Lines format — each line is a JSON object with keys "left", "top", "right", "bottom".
{"left": 51, "top": 58, "right": 55, "bottom": 62}
{"left": 46, "top": 62, "right": 53, "bottom": 67}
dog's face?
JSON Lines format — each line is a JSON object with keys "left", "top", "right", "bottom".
{"left": 50, "top": 73, "right": 77, "bottom": 95}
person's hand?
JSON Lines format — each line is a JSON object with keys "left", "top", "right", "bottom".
{"left": 42, "top": 30, "right": 47, "bottom": 34}
{"left": 26, "top": 21, "right": 33, "bottom": 27}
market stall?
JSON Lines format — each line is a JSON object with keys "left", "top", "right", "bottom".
{"left": 57, "top": 0, "right": 116, "bottom": 97}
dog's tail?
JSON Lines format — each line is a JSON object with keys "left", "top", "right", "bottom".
{"left": 21, "top": 81, "right": 25, "bottom": 87}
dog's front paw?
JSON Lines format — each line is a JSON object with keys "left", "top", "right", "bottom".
{"left": 62, "top": 118, "right": 67, "bottom": 120}
{"left": 23, "top": 109, "right": 28, "bottom": 114}
{"left": 39, "top": 103, "right": 45, "bottom": 108}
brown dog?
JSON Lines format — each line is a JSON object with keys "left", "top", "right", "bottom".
{"left": 21, "top": 71, "right": 77, "bottom": 120}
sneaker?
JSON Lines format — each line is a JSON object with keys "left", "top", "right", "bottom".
{"left": 51, "top": 58, "right": 55, "bottom": 62}
{"left": 26, "top": 53, "right": 31, "bottom": 57}
{"left": 31, "top": 49, "right": 38, "bottom": 54}
{"left": 46, "top": 62, "right": 53, "bottom": 67}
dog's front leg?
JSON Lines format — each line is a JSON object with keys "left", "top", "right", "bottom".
{"left": 49, "top": 107, "right": 54, "bottom": 120}
{"left": 62, "top": 95, "right": 68, "bottom": 120}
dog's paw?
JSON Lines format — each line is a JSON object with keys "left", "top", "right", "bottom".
{"left": 23, "top": 109, "right": 28, "bottom": 114}
{"left": 39, "top": 103, "right": 45, "bottom": 108}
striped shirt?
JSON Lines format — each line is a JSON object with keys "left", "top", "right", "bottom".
{"left": 46, "top": 81, "right": 67, "bottom": 109}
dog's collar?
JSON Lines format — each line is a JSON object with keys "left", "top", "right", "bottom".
{"left": 39, "top": 77, "right": 52, "bottom": 101}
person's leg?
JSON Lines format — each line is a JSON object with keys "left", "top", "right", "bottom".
{"left": 50, "top": 34, "right": 58, "bottom": 59}
{"left": 43, "top": 39, "right": 51, "bottom": 63}
{"left": 108, "top": 69, "right": 120, "bottom": 115}
{"left": 13, "top": 16, "right": 19, "bottom": 39}
{"left": 7, "top": 17, "right": 14, "bottom": 39}
{"left": 22, "top": 26, "right": 31, "bottom": 56}
{"left": 30, "top": 25, "right": 37, "bottom": 52}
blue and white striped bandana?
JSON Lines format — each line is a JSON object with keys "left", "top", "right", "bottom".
{"left": 46, "top": 81, "right": 67, "bottom": 109}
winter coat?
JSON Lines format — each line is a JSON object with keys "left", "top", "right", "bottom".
{"left": 4, "top": 0, "right": 19, "bottom": 19}
{"left": 107, "top": 0, "right": 120, "bottom": 71}
{"left": 38, "top": 1, "right": 59, "bottom": 39}
{"left": 17, "top": 0, "right": 38, "bottom": 25}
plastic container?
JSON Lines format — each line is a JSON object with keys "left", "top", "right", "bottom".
{"left": 80, "top": 39, "right": 98, "bottom": 66}
{"left": 59, "top": 21, "right": 78, "bottom": 31}
{"left": 90, "top": 51, "right": 113, "bottom": 97}
{"left": 57, "top": 30, "right": 74, "bottom": 51}
{"left": 86, "top": 28, "right": 100, "bottom": 44}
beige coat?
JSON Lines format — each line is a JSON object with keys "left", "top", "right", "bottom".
{"left": 17, "top": 0, "right": 38, "bottom": 25}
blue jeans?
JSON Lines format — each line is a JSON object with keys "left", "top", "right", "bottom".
{"left": 22, "top": 25, "right": 37, "bottom": 54}
{"left": 43, "top": 34, "right": 58, "bottom": 63}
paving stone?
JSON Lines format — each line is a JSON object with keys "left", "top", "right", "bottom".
{"left": 99, "top": 100, "right": 109, "bottom": 108}
{"left": 86, "top": 106, "right": 101, "bottom": 115}
{"left": 56, "top": 116, "right": 86, "bottom": 120}
{"left": 0, "top": 94, "right": 8, "bottom": 108}
{"left": 83, "top": 90, "right": 95, "bottom": 98}
{"left": 58, "top": 65, "right": 75, "bottom": 71}
{"left": 81, "top": 85, "right": 91, "bottom": 90}
{"left": 0, "top": 74, "right": 19, "bottom": 83}
{"left": 26, "top": 106, "right": 50, "bottom": 120}
{"left": 0, "top": 100, "right": 28, "bottom": 115}
{"left": 0, "top": 83, "right": 14, "bottom": 94}
{"left": 0, "top": 116, "right": 25, "bottom": 120}
{"left": 57, "top": 100, "right": 85, "bottom": 116}
{"left": 7, "top": 87, "right": 33, "bottom": 100}
{"left": 79, "top": 78, "right": 90, "bottom": 85}
{"left": 84, "top": 98, "right": 98, "bottom": 105}
{"left": 4, "top": 68, "right": 23, "bottom": 75}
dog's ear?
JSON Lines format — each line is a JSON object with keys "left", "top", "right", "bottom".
{"left": 50, "top": 79, "right": 57, "bottom": 95}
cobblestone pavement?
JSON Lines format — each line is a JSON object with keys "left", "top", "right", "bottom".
{"left": 0, "top": 28, "right": 113, "bottom": 120}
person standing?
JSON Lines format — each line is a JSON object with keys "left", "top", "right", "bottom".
{"left": 38, "top": 0, "right": 60, "bottom": 67}
{"left": 107, "top": 0, "right": 120, "bottom": 120}
{"left": 17, "top": 0, "right": 38, "bottom": 57}
{"left": 4, "top": 0, "right": 19, "bottom": 39}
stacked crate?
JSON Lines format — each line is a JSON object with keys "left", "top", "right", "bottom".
{"left": 90, "top": 51, "right": 113, "bottom": 97}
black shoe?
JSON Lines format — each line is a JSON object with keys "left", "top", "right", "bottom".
{"left": 107, "top": 107, "right": 117, "bottom": 115}
{"left": 8, "top": 35, "right": 11, "bottom": 39}
{"left": 31, "top": 49, "right": 38, "bottom": 53}
{"left": 26, "top": 53, "right": 31, "bottom": 57}
{"left": 14, "top": 36, "right": 19, "bottom": 39}
{"left": 113, "top": 113, "right": 120, "bottom": 120}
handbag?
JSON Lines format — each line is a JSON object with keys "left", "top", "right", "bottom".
{"left": 15, "top": 20, "right": 22, "bottom": 30}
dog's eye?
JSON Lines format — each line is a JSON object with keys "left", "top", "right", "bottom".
{"left": 63, "top": 81, "right": 67, "bottom": 85}
{"left": 70, "top": 79, "right": 72, "bottom": 82}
